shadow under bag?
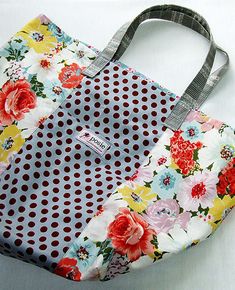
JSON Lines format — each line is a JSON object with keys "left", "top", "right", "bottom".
{"left": 0, "top": 4, "right": 233, "bottom": 282}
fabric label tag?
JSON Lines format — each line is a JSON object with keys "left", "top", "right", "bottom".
{"left": 76, "top": 128, "right": 110, "bottom": 156}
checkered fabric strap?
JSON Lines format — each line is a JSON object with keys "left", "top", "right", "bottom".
{"left": 82, "top": 4, "right": 229, "bottom": 130}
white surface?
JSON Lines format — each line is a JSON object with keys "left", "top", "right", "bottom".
{"left": 0, "top": 0, "right": 235, "bottom": 289}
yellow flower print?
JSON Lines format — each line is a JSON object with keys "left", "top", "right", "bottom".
{"left": 208, "top": 196, "right": 235, "bottom": 230}
{"left": 118, "top": 185, "right": 156, "bottom": 212}
{"left": 17, "top": 18, "right": 57, "bottom": 53}
{"left": 0, "top": 125, "right": 24, "bottom": 163}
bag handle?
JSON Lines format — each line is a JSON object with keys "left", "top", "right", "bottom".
{"left": 82, "top": 5, "right": 229, "bottom": 130}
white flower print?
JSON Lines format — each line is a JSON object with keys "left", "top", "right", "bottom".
{"left": 61, "top": 41, "right": 96, "bottom": 67}
{"left": 157, "top": 217, "right": 212, "bottom": 253}
{"left": 21, "top": 49, "right": 64, "bottom": 82}
{"left": 198, "top": 128, "right": 235, "bottom": 173}
{"left": 17, "top": 97, "right": 59, "bottom": 138}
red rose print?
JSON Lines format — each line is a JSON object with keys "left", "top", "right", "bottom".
{"left": 217, "top": 158, "right": 235, "bottom": 195}
{"left": 107, "top": 208, "right": 155, "bottom": 261}
{"left": 0, "top": 80, "right": 37, "bottom": 125}
{"left": 170, "top": 130, "right": 202, "bottom": 175}
{"left": 54, "top": 257, "right": 81, "bottom": 280}
{"left": 58, "top": 63, "right": 84, "bottom": 89}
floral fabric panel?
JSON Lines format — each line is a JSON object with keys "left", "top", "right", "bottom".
{"left": 0, "top": 14, "right": 96, "bottom": 173}
{"left": 55, "top": 110, "right": 235, "bottom": 281}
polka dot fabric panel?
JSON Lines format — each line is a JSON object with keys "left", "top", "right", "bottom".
{"left": 67, "top": 62, "right": 178, "bottom": 159}
{"left": 0, "top": 61, "right": 179, "bottom": 271}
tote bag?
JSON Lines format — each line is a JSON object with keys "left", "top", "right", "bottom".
{"left": 0, "top": 4, "right": 233, "bottom": 282}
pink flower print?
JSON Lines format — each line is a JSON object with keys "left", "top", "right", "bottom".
{"left": 143, "top": 199, "right": 191, "bottom": 234}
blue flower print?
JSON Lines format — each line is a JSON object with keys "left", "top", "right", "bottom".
{"left": 181, "top": 121, "right": 202, "bottom": 142}
{"left": 48, "top": 22, "right": 73, "bottom": 44}
{"left": 67, "top": 238, "right": 99, "bottom": 273}
{"left": 151, "top": 168, "right": 182, "bottom": 199}
{"left": 43, "top": 79, "right": 69, "bottom": 102}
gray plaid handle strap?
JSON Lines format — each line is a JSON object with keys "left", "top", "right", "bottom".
{"left": 82, "top": 5, "right": 229, "bottom": 130}
{"left": 165, "top": 44, "right": 229, "bottom": 130}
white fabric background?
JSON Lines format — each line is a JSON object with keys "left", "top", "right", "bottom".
{"left": 0, "top": 0, "right": 235, "bottom": 289}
